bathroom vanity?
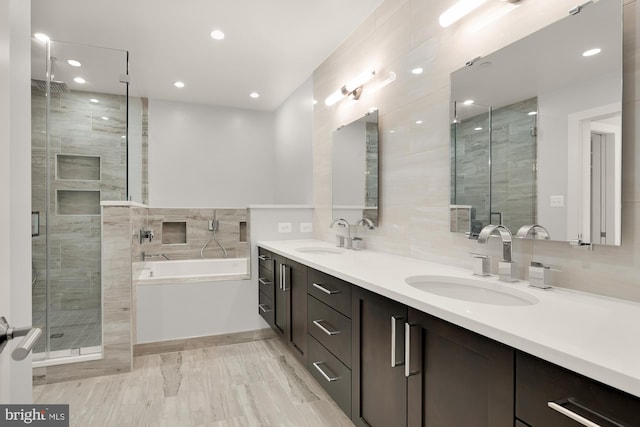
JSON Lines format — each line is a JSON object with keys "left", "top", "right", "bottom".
{"left": 257, "top": 240, "right": 640, "bottom": 427}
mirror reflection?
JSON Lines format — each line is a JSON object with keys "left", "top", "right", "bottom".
{"left": 449, "top": 0, "right": 622, "bottom": 245}
{"left": 332, "top": 110, "right": 379, "bottom": 226}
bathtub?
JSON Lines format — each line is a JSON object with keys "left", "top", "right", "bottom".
{"left": 134, "top": 257, "right": 262, "bottom": 345}
{"left": 137, "top": 258, "right": 249, "bottom": 284}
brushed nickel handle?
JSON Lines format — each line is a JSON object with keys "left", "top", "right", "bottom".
{"left": 12, "top": 328, "right": 43, "bottom": 361}
{"left": 547, "top": 401, "right": 604, "bottom": 427}
{"left": 312, "top": 361, "right": 340, "bottom": 382}
{"left": 258, "top": 278, "right": 272, "bottom": 286}
{"left": 281, "top": 264, "right": 289, "bottom": 291}
{"left": 258, "top": 304, "right": 271, "bottom": 313}
{"left": 312, "top": 282, "right": 340, "bottom": 295}
{"left": 313, "top": 320, "right": 341, "bottom": 336}
{"left": 258, "top": 255, "right": 271, "bottom": 261}
{"left": 279, "top": 264, "right": 284, "bottom": 290}
{"left": 391, "top": 316, "right": 404, "bottom": 368}
{"left": 405, "top": 322, "right": 418, "bottom": 377}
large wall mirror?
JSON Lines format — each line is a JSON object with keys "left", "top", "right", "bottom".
{"left": 332, "top": 110, "right": 379, "bottom": 226}
{"left": 449, "top": 0, "right": 622, "bottom": 245}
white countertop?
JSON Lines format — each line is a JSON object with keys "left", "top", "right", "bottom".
{"left": 258, "top": 239, "right": 640, "bottom": 399}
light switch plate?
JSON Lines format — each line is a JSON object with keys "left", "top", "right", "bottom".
{"left": 300, "top": 222, "right": 313, "bottom": 233}
{"left": 278, "top": 222, "right": 292, "bottom": 233}
{"left": 550, "top": 195, "right": 564, "bottom": 207}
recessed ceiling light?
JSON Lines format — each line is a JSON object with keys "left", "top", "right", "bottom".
{"left": 34, "top": 33, "right": 50, "bottom": 42}
{"left": 475, "top": 127, "right": 483, "bottom": 131}
{"left": 90, "top": 98, "right": 99, "bottom": 103}
{"left": 416, "top": 120, "right": 423, "bottom": 124}
{"left": 174, "top": 81, "right": 185, "bottom": 88}
{"left": 210, "top": 30, "right": 225, "bottom": 40}
{"left": 528, "top": 111, "right": 537, "bottom": 116}
{"left": 412, "top": 67, "right": 424, "bottom": 75}
{"left": 250, "top": 92, "right": 260, "bottom": 99}
{"left": 67, "top": 59, "right": 81, "bottom": 67}
{"left": 582, "top": 48, "right": 601, "bottom": 57}
{"left": 74, "top": 77, "right": 86, "bottom": 84}
{"left": 463, "top": 99, "right": 474, "bottom": 105}
{"left": 101, "top": 116, "right": 109, "bottom": 121}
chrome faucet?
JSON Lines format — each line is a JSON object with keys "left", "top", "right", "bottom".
{"left": 330, "top": 218, "right": 350, "bottom": 247}
{"left": 516, "top": 224, "right": 550, "bottom": 240}
{"left": 477, "top": 224, "right": 517, "bottom": 282}
{"left": 356, "top": 217, "right": 374, "bottom": 229}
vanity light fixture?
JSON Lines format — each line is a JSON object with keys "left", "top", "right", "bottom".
{"left": 439, "top": 0, "right": 487, "bottom": 27}
{"left": 174, "top": 81, "right": 185, "bottom": 88}
{"left": 582, "top": 48, "right": 601, "bottom": 57}
{"left": 73, "top": 77, "right": 86, "bottom": 84}
{"left": 67, "top": 59, "right": 81, "bottom": 67}
{"left": 324, "top": 69, "right": 376, "bottom": 106}
{"left": 370, "top": 71, "right": 397, "bottom": 93}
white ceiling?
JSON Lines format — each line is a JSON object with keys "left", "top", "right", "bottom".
{"left": 31, "top": 0, "right": 383, "bottom": 111}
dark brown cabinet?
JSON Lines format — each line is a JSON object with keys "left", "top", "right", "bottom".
{"left": 257, "top": 248, "right": 275, "bottom": 329}
{"left": 352, "top": 287, "right": 407, "bottom": 427}
{"left": 406, "top": 308, "right": 514, "bottom": 427}
{"left": 516, "top": 351, "right": 640, "bottom": 427}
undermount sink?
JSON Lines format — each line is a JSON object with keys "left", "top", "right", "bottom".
{"left": 405, "top": 275, "right": 538, "bottom": 306}
{"left": 296, "top": 247, "right": 345, "bottom": 255}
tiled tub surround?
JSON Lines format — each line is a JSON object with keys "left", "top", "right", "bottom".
{"left": 312, "top": 0, "right": 640, "bottom": 302}
{"left": 260, "top": 239, "right": 640, "bottom": 399}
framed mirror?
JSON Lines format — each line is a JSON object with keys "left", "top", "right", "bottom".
{"left": 332, "top": 110, "right": 379, "bottom": 226}
{"left": 449, "top": 0, "right": 622, "bottom": 245}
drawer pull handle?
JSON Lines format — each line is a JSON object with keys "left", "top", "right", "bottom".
{"left": 258, "top": 304, "right": 271, "bottom": 313}
{"left": 405, "top": 322, "right": 419, "bottom": 377}
{"left": 548, "top": 399, "right": 608, "bottom": 427}
{"left": 312, "top": 282, "right": 340, "bottom": 295}
{"left": 313, "top": 320, "right": 341, "bottom": 336}
{"left": 258, "top": 255, "right": 271, "bottom": 261}
{"left": 258, "top": 278, "right": 272, "bottom": 286}
{"left": 312, "top": 361, "right": 340, "bottom": 382}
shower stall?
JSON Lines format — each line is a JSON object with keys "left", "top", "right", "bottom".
{"left": 30, "top": 37, "right": 143, "bottom": 364}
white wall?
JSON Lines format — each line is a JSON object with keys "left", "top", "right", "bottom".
{"left": 148, "top": 99, "right": 276, "bottom": 207}
{"left": 273, "top": 77, "right": 314, "bottom": 204}
{"left": 0, "top": 0, "right": 32, "bottom": 403}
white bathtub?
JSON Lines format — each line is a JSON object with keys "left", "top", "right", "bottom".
{"left": 137, "top": 258, "right": 249, "bottom": 283}
{"left": 134, "top": 257, "right": 261, "bottom": 344}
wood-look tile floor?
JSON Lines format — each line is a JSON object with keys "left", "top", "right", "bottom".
{"left": 33, "top": 339, "right": 354, "bottom": 427}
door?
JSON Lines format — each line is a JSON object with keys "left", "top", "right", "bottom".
{"left": 352, "top": 288, "right": 407, "bottom": 427}
{"left": 1, "top": 0, "right": 33, "bottom": 403}
{"left": 406, "top": 308, "right": 514, "bottom": 427}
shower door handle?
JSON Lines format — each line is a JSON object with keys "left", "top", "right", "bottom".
{"left": 0, "top": 316, "right": 43, "bottom": 361}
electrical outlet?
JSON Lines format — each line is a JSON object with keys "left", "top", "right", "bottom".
{"left": 278, "top": 222, "right": 292, "bottom": 233}
{"left": 300, "top": 222, "right": 313, "bottom": 233}
{"left": 550, "top": 195, "right": 564, "bottom": 208}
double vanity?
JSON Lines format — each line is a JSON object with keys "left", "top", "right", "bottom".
{"left": 257, "top": 239, "right": 640, "bottom": 427}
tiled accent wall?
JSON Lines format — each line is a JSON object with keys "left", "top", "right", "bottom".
{"left": 131, "top": 208, "right": 250, "bottom": 261}
{"left": 312, "top": 0, "right": 640, "bottom": 302}
{"left": 453, "top": 98, "right": 537, "bottom": 233}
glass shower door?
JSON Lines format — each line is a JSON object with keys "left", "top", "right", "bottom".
{"left": 31, "top": 38, "right": 129, "bottom": 361}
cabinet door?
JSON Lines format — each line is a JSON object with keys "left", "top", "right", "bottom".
{"left": 286, "top": 259, "right": 307, "bottom": 363}
{"left": 406, "top": 308, "right": 514, "bottom": 427}
{"left": 273, "top": 256, "right": 288, "bottom": 337}
{"left": 352, "top": 287, "right": 408, "bottom": 427}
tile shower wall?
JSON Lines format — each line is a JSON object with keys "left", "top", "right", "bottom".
{"left": 131, "top": 208, "right": 250, "bottom": 261}
{"left": 453, "top": 98, "right": 537, "bottom": 233}
{"left": 313, "top": 0, "right": 640, "bottom": 302}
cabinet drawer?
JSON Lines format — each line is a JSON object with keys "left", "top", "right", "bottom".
{"left": 258, "top": 291, "right": 274, "bottom": 327}
{"left": 308, "top": 335, "right": 352, "bottom": 418}
{"left": 258, "top": 247, "right": 274, "bottom": 271}
{"left": 258, "top": 265, "right": 274, "bottom": 295}
{"left": 308, "top": 295, "right": 352, "bottom": 367}
{"left": 516, "top": 351, "right": 640, "bottom": 427}
{"left": 307, "top": 269, "right": 352, "bottom": 318}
